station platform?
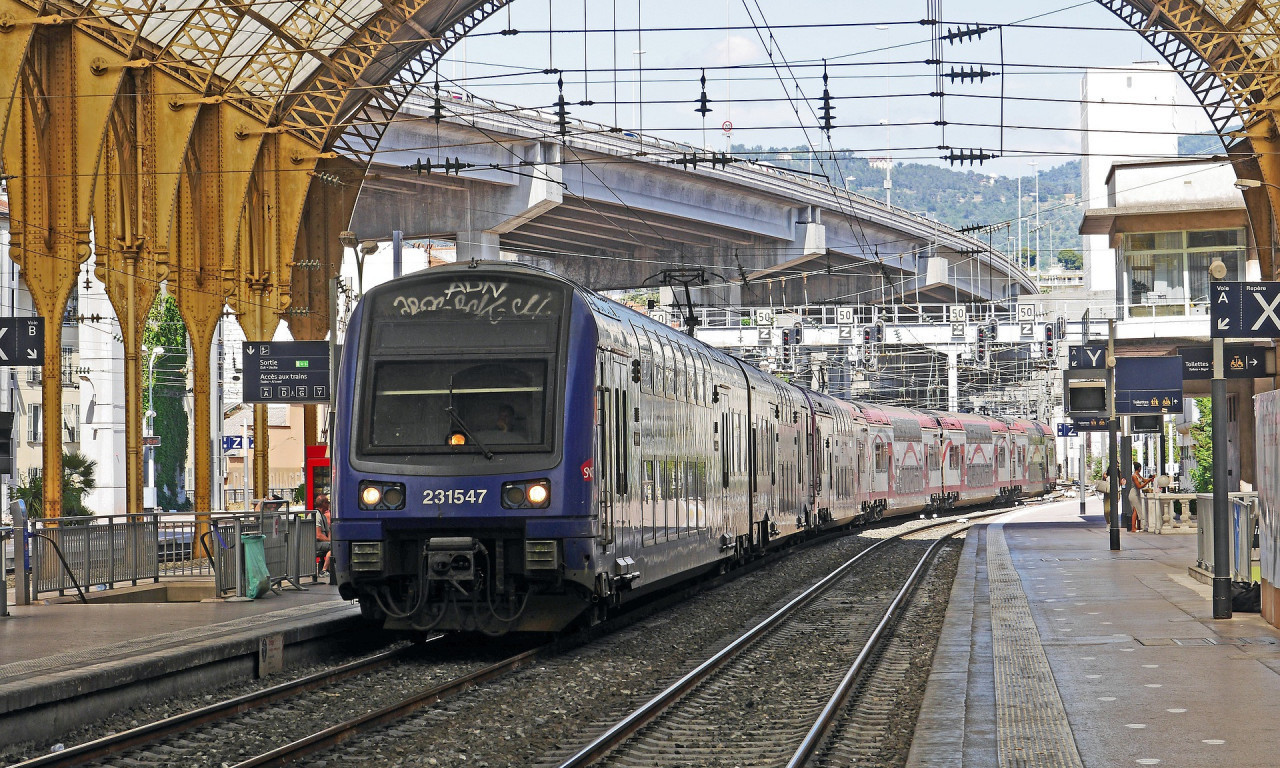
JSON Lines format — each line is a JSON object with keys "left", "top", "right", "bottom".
{"left": 0, "top": 581, "right": 358, "bottom": 748}
{"left": 909, "top": 496, "right": 1280, "bottom": 768}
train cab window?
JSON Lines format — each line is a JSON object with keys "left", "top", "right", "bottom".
{"left": 366, "top": 359, "right": 548, "bottom": 451}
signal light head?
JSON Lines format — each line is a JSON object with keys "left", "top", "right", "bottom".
{"left": 448, "top": 432, "right": 467, "bottom": 446}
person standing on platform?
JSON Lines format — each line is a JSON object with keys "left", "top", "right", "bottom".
{"left": 1130, "top": 462, "right": 1153, "bottom": 532}
{"left": 315, "top": 494, "right": 333, "bottom": 583}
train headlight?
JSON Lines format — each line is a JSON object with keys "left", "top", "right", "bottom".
{"left": 501, "top": 479, "right": 551, "bottom": 509}
{"left": 358, "top": 481, "right": 407, "bottom": 510}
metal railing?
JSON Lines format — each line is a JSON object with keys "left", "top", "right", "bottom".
{"left": 1197, "top": 492, "right": 1260, "bottom": 583}
{"left": 1, "top": 526, "right": 12, "bottom": 618}
{"left": 207, "top": 505, "right": 319, "bottom": 598}
{"left": 687, "top": 303, "right": 1019, "bottom": 330}
{"left": 13, "top": 509, "right": 320, "bottom": 603}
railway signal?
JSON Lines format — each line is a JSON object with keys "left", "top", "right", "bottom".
{"left": 1044, "top": 323, "right": 1055, "bottom": 358}
{"left": 976, "top": 324, "right": 989, "bottom": 365}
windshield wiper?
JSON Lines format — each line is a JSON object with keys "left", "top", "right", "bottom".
{"left": 445, "top": 376, "right": 493, "bottom": 460}
{"left": 445, "top": 407, "right": 494, "bottom": 460}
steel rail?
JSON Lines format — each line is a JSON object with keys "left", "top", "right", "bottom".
{"left": 6, "top": 643, "right": 426, "bottom": 768}
{"left": 229, "top": 645, "right": 550, "bottom": 768}
{"left": 785, "top": 530, "right": 959, "bottom": 768}
{"left": 553, "top": 511, "right": 1001, "bottom": 768}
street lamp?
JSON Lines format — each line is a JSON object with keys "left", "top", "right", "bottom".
{"left": 146, "top": 346, "right": 164, "bottom": 511}
{"left": 1234, "top": 178, "right": 1279, "bottom": 269}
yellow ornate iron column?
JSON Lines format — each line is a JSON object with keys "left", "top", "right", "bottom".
{"left": 170, "top": 104, "right": 263, "bottom": 518}
{"left": 230, "top": 131, "right": 319, "bottom": 498}
{"left": 2, "top": 19, "right": 126, "bottom": 516}
{"left": 287, "top": 159, "right": 362, "bottom": 456}
{"left": 94, "top": 67, "right": 199, "bottom": 516}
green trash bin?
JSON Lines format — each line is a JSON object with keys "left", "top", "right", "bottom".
{"left": 241, "top": 534, "right": 272, "bottom": 599}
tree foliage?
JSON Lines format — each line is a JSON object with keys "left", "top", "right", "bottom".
{"left": 1189, "top": 398, "right": 1214, "bottom": 493}
{"left": 143, "top": 294, "right": 190, "bottom": 511}
{"left": 12, "top": 451, "right": 98, "bottom": 518}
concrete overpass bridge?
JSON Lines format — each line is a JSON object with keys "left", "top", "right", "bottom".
{"left": 351, "top": 92, "right": 1038, "bottom": 303}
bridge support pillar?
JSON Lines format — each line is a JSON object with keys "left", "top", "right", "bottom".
{"left": 457, "top": 230, "right": 502, "bottom": 261}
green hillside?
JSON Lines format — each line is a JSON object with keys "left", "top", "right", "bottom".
{"left": 735, "top": 145, "right": 1084, "bottom": 270}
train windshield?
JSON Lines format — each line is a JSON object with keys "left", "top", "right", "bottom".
{"left": 367, "top": 360, "right": 549, "bottom": 450}
{"left": 358, "top": 271, "right": 567, "bottom": 457}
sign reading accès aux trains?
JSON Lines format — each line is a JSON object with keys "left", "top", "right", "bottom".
{"left": 242, "top": 341, "right": 330, "bottom": 404}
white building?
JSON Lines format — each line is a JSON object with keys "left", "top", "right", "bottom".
{"left": 1080, "top": 62, "right": 1215, "bottom": 296}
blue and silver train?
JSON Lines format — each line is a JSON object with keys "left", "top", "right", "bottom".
{"left": 332, "top": 262, "right": 1056, "bottom": 634}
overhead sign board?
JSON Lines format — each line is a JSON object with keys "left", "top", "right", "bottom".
{"left": 1056, "top": 423, "right": 1076, "bottom": 437}
{"left": 1071, "top": 417, "right": 1110, "bottom": 432}
{"left": 0, "top": 317, "right": 44, "bottom": 366}
{"left": 243, "top": 341, "right": 331, "bottom": 404}
{"left": 221, "top": 435, "right": 256, "bottom": 453}
{"left": 1068, "top": 343, "right": 1108, "bottom": 370}
{"left": 1179, "top": 345, "right": 1270, "bottom": 380}
{"left": 1115, "top": 356, "right": 1183, "bottom": 414}
{"left": 1210, "top": 281, "right": 1280, "bottom": 338}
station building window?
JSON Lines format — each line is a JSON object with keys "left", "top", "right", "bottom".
{"left": 1121, "top": 228, "right": 1245, "bottom": 317}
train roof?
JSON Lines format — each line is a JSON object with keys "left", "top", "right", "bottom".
{"left": 375, "top": 262, "right": 1048, "bottom": 432}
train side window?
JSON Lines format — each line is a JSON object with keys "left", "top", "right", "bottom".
{"left": 673, "top": 346, "right": 685, "bottom": 403}
{"left": 721, "top": 414, "right": 730, "bottom": 488}
{"left": 638, "top": 332, "right": 653, "bottom": 394}
{"left": 642, "top": 460, "right": 656, "bottom": 546}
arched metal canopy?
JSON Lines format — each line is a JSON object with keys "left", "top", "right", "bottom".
{"left": 2, "top": 0, "right": 1280, "bottom": 518}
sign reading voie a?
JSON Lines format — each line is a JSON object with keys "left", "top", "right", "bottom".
{"left": 1114, "top": 356, "right": 1183, "bottom": 414}
{"left": 243, "top": 341, "right": 330, "bottom": 404}
{"left": 1211, "top": 281, "right": 1280, "bottom": 338}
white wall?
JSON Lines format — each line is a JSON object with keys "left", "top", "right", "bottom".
{"left": 1108, "top": 162, "right": 1241, "bottom": 209}
{"left": 1080, "top": 63, "right": 1213, "bottom": 294}
{"left": 78, "top": 250, "right": 127, "bottom": 516}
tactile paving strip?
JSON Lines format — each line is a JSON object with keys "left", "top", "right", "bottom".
{"left": 988, "top": 524, "right": 1085, "bottom": 768}
{"left": 0, "top": 602, "right": 354, "bottom": 682}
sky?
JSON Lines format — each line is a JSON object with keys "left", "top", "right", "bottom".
{"left": 428, "top": 0, "right": 1213, "bottom": 178}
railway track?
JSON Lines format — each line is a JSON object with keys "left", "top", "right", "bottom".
{"left": 4, "top": 638, "right": 547, "bottom": 768}
{"left": 7, "top": 502, "right": 1031, "bottom": 768}
{"left": 547, "top": 514, "right": 986, "bottom": 768}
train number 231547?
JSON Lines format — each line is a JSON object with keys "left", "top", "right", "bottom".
{"left": 422, "top": 489, "right": 488, "bottom": 505}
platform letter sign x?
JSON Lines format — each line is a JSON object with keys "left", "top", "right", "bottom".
{"left": 1253, "top": 291, "right": 1280, "bottom": 332}
{"left": 1212, "top": 282, "right": 1280, "bottom": 338}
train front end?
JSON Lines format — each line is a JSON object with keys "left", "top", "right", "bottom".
{"left": 333, "top": 264, "right": 597, "bottom": 634}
